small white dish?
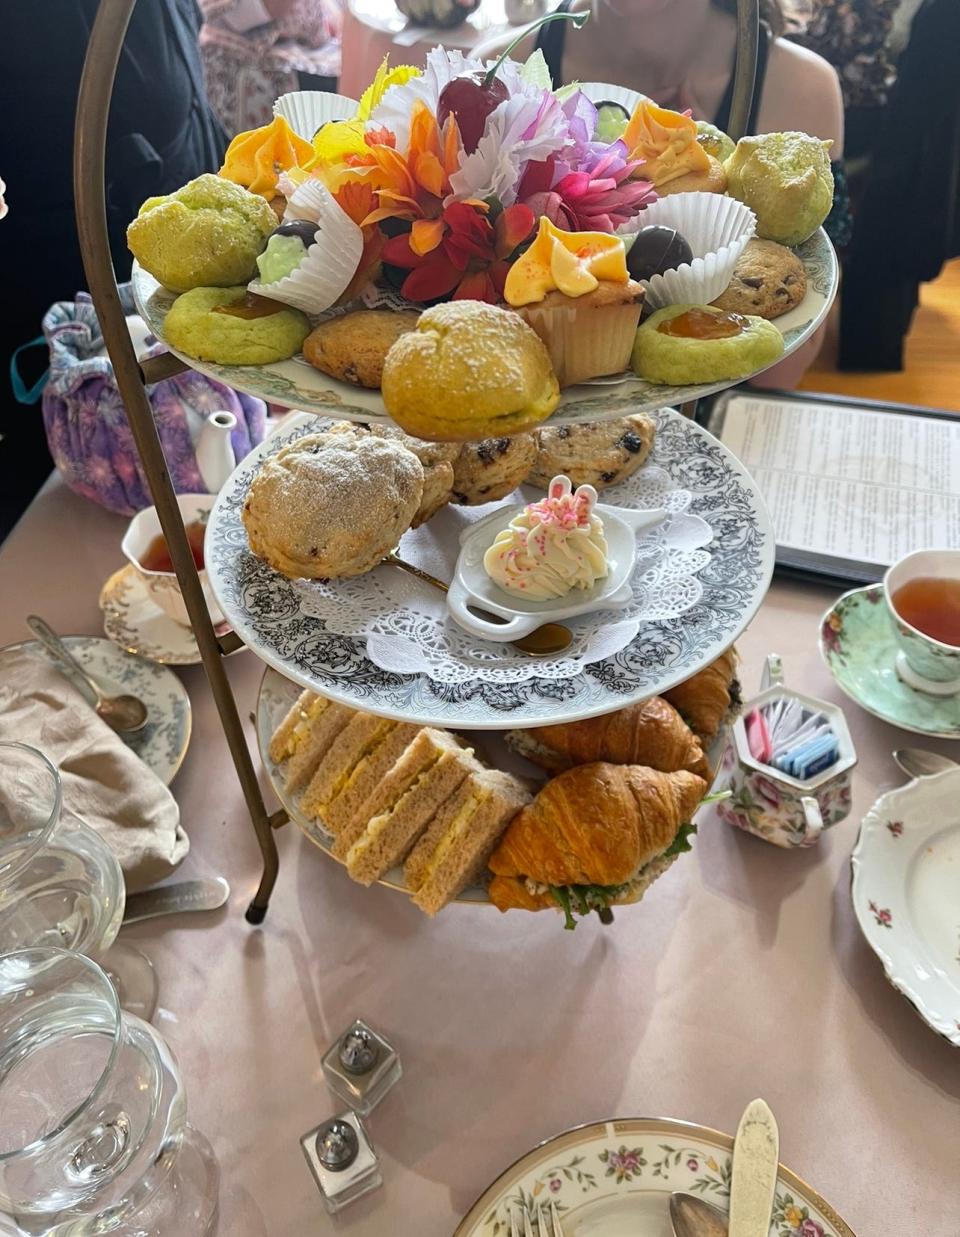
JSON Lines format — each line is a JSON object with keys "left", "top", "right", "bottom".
{"left": 852, "top": 766, "right": 960, "bottom": 1047}
{"left": 100, "top": 565, "right": 216, "bottom": 666}
{"left": 448, "top": 502, "right": 666, "bottom": 643}
{"left": 121, "top": 493, "right": 223, "bottom": 628}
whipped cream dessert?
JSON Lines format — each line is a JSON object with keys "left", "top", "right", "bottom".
{"left": 483, "top": 476, "right": 609, "bottom": 601}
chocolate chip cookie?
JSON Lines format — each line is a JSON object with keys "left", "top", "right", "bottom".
{"left": 711, "top": 238, "right": 806, "bottom": 320}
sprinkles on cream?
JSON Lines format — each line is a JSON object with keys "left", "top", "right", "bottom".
{"left": 483, "top": 475, "right": 609, "bottom": 601}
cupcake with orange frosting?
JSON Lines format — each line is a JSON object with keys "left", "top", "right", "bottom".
{"left": 219, "top": 116, "right": 314, "bottom": 218}
{"left": 622, "top": 101, "right": 727, "bottom": 197}
{"left": 503, "top": 217, "right": 644, "bottom": 387}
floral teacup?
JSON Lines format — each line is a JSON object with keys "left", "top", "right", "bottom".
{"left": 718, "top": 656, "right": 857, "bottom": 848}
{"left": 884, "top": 548, "right": 960, "bottom": 697}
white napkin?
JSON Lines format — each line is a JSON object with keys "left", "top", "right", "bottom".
{"left": 0, "top": 647, "right": 188, "bottom": 891}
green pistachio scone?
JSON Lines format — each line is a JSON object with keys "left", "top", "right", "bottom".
{"left": 163, "top": 287, "right": 310, "bottom": 365}
{"left": 723, "top": 132, "right": 834, "bottom": 247}
{"left": 631, "top": 304, "right": 784, "bottom": 385}
{"left": 127, "top": 174, "right": 276, "bottom": 292}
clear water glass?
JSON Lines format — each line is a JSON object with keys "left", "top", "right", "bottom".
{"left": 0, "top": 742, "right": 157, "bottom": 1018}
{"left": 0, "top": 947, "right": 218, "bottom": 1235}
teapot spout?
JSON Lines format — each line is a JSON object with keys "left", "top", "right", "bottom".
{"left": 196, "top": 410, "right": 237, "bottom": 494}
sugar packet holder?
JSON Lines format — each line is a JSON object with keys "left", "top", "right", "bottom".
{"left": 720, "top": 654, "right": 857, "bottom": 848}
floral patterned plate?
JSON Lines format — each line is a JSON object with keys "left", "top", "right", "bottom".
{"left": 130, "top": 230, "right": 836, "bottom": 427}
{"left": 818, "top": 586, "right": 960, "bottom": 740}
{"left": 207, "top": 409, "right": 774, "bottom": 729}
{"left": 453, "top": 1117, "right": 855, "bottom": 1237}
{"left": 1, "top": 636, "right": 191, "bottom": 786}
{"left": 851, "top": 767, "right": 960, "bottom": 1047}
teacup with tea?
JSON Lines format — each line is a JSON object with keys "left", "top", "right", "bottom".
{"left": 122, "top": 493, "right": 223, "bottom": 628}
{"left": 884, "top": 549, "right": 960, "bottom": 696}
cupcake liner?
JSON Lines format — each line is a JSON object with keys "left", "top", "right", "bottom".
{"left": 579, "top": 82, "right": 649, "bottom": 115}
{"left": 273, "top": 91, "right": 359, "bottom": 141}
{"left": 248, "top": 180, "right": 363, "bottom": 315}
{"left": 520, "top": 299, "right": 641, "bottom": 388}
{"left": 620, "top": 192, "right": 756, "bottom": 311}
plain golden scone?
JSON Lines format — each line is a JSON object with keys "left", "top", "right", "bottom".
{"left": 242, "top": 431, "right": 424, "bottom": 578}
{"left": 303, "top": 311, "right": 421, "bottom": 388}
{"left": 325, "top": 421, "right": 457, "bottom": 526}
{"left": 527, "top": 416, "right": 655, "bottom": 491}
{"left": 711, "top": 238, "right": 806, "bottom": 320}
{"left": 451, "top": 435, "right": 537, "bottom": 505}
{"left": 381, "top": 302, "right": 560, "bottom": 442}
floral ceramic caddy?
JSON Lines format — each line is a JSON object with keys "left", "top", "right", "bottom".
{"left": 852, "top": 766, "right": 960, "bottom": 1047}
{"left": 452, "top": 1117, "right": 855, "bottom": 1236}
{"left": 717, "top": 657, "right": 856, "bottom": 848}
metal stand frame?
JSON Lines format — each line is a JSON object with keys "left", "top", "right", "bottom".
{"left": 73, "top": 0, "right": 759, "bottom": 923}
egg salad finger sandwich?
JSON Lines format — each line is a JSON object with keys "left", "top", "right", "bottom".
{"left": 268, "top": 692, "right": 355, "bottom": 795}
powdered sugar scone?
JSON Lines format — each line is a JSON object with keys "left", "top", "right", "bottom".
{"left": 326, "top": 421, "right": 457, "bottom": 526}
{"left": 242, "top": 432, "right": 424, "bottom": 579}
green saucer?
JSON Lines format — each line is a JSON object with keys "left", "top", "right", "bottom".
{"left": 819, "top": 585, "right": 960, "bottom": 739}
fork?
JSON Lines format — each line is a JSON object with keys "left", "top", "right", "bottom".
{"left": 509, "top": 1201, "right": 563, "bottom": 1236}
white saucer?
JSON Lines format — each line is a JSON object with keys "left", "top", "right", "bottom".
{"left": 99, "top": 564, "right": 212, "bottom": 666}
{"left": 0, "top": 635, "right": 191, "bottom": 785}
{"left": 450, "top": 503, "right": 666, "bottom": 643}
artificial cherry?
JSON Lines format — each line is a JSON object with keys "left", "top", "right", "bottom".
{"left": 436, "top": 10, "right": 588, "bottom": 155}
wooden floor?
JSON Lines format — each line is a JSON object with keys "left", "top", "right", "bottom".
{"left": 799, "top": 258, "right": 960, "bottom": 412}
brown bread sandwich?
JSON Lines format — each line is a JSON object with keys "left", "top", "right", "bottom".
{"left": 488, "top": 763, "right": 707, "bottom": 929}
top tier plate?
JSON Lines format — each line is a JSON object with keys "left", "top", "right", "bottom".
{"left": 130, "top": 228, "right": 836, "bottom": 426}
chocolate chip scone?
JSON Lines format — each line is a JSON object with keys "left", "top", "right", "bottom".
{"left": 303, "top": 310, "right": 420, "bottom": 388}
{"left": 326, "top": 421, "right": 457, "bottom": 526}
{"left": 526, "top": 415, "right": 656, "bottom": 491}
{"left": 451, "top": 434, "right": 538, "bottom": 505}
{"left": 711, "top": 238, "right": 806, "bottom": 320}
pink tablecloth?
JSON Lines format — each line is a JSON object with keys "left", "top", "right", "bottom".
{"left": 0, "top": 476, "right": 957, "bottom": 1236}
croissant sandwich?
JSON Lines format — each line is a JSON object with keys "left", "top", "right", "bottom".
{"left": 488, "top": 763, "right": 707, "bottom": 929}
{"left": 505, "top": 696, "right": 710, "bottom": 780}
{"left": 661, "top": 648, "right": 740, "bottom": 743}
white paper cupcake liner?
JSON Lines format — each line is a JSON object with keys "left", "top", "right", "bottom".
{"left": 273, "top": 91, "right": 359, "bottom": 141}
{"left": 579, "top": 81, "right": 649, "bottom": 115}
{"left": 620, "top": 192, "right": 756, "bottom": 311}
{"left": 248, "top": 180, "right": 363, "bottom": 315}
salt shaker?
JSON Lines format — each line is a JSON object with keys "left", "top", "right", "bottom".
{"left": 300, "top": 1112, "right": 382, "bottom": 1214}
{"left": 322, "top": 1019, "right": 401, "bottom": 1116}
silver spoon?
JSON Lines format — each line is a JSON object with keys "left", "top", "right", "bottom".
{"left": 383, "top": 552, "right": 574, "bottom": 657}
{"left": 27, "top": 615, "right": 149, "bottom": 734}
{"left": 670, "top": 1192, "right": 728, "bottom": 1237}
{"left": 893, "top": 748, "right": 958, "bottom": 779}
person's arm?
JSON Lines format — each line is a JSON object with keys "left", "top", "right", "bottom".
{"left": 748, "top": 39, "right": 844, "bottom": 389}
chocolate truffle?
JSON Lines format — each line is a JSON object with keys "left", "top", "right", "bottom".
{"left": 626, "top": 225, "right": 694, "bottom": 282}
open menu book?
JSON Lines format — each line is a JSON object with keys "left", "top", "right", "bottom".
{"left": 706, "top": 390, "right": 960, "bottom": 585}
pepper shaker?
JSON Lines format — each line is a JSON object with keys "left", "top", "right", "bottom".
{"left": 322, "top": 1019, "right": 401, "bottom": 1116}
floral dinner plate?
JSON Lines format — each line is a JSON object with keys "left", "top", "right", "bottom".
{"left": 851, "top": 767, "right": 960, "bottom": 1047}
{"left": 452, "top": 1117, "right": 855, "bottom": 1237}
{"left": 818, "top": 586, "right": 960, "bottom": 740}
{"left": 130, "top": 229, "right": 836, "bottom": 428}
{"left": 0, "top": 636, "right": 191, "bottom": 786}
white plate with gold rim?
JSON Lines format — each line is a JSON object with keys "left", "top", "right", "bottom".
{"left": 130, "top": 229, "right": 836, "bottom": 427}
{"left": 851, "top": 767, "right": 960, "bottom": 1048}
{"left": 453, "top": 1117, "right": 855, "bottom": 1237}
{"left": 99, "top": 564, "right": 234, "bottom": 667}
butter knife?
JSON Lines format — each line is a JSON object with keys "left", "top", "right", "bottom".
{"left": 122, "top": 877, "right": 230, "bottom": 925}
{"left": 728, "top": 1099, "right": 780, "bottom": 1237}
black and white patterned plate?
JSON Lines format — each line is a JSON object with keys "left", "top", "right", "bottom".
{"left": 206, "top": 410, "right": 774, "bottom": 728}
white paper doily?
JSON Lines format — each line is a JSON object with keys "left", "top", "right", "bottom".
{"left": 291, "top": 464, "right": 712, "bottom": 685}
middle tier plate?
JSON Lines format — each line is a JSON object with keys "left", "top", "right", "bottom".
{"left": 207, "top": 408, "right": 774, "bottom": 728}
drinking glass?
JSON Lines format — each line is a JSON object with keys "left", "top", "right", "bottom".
{"left": 0, "top": 742, "right": 158, "bottom": 1019}
{"left": 0, "top": 947, "right": 218, "bottom": 1235}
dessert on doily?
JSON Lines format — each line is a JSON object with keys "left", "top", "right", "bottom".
{"left": 127, "top": 16, "right": 835, "bottom": 435}
{"left": 266, "top": 648, "right": 738, "bottom": 926}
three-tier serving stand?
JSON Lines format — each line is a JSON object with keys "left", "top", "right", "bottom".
{"left": 74, "top": 0, "right": 764, "bottom": 922}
